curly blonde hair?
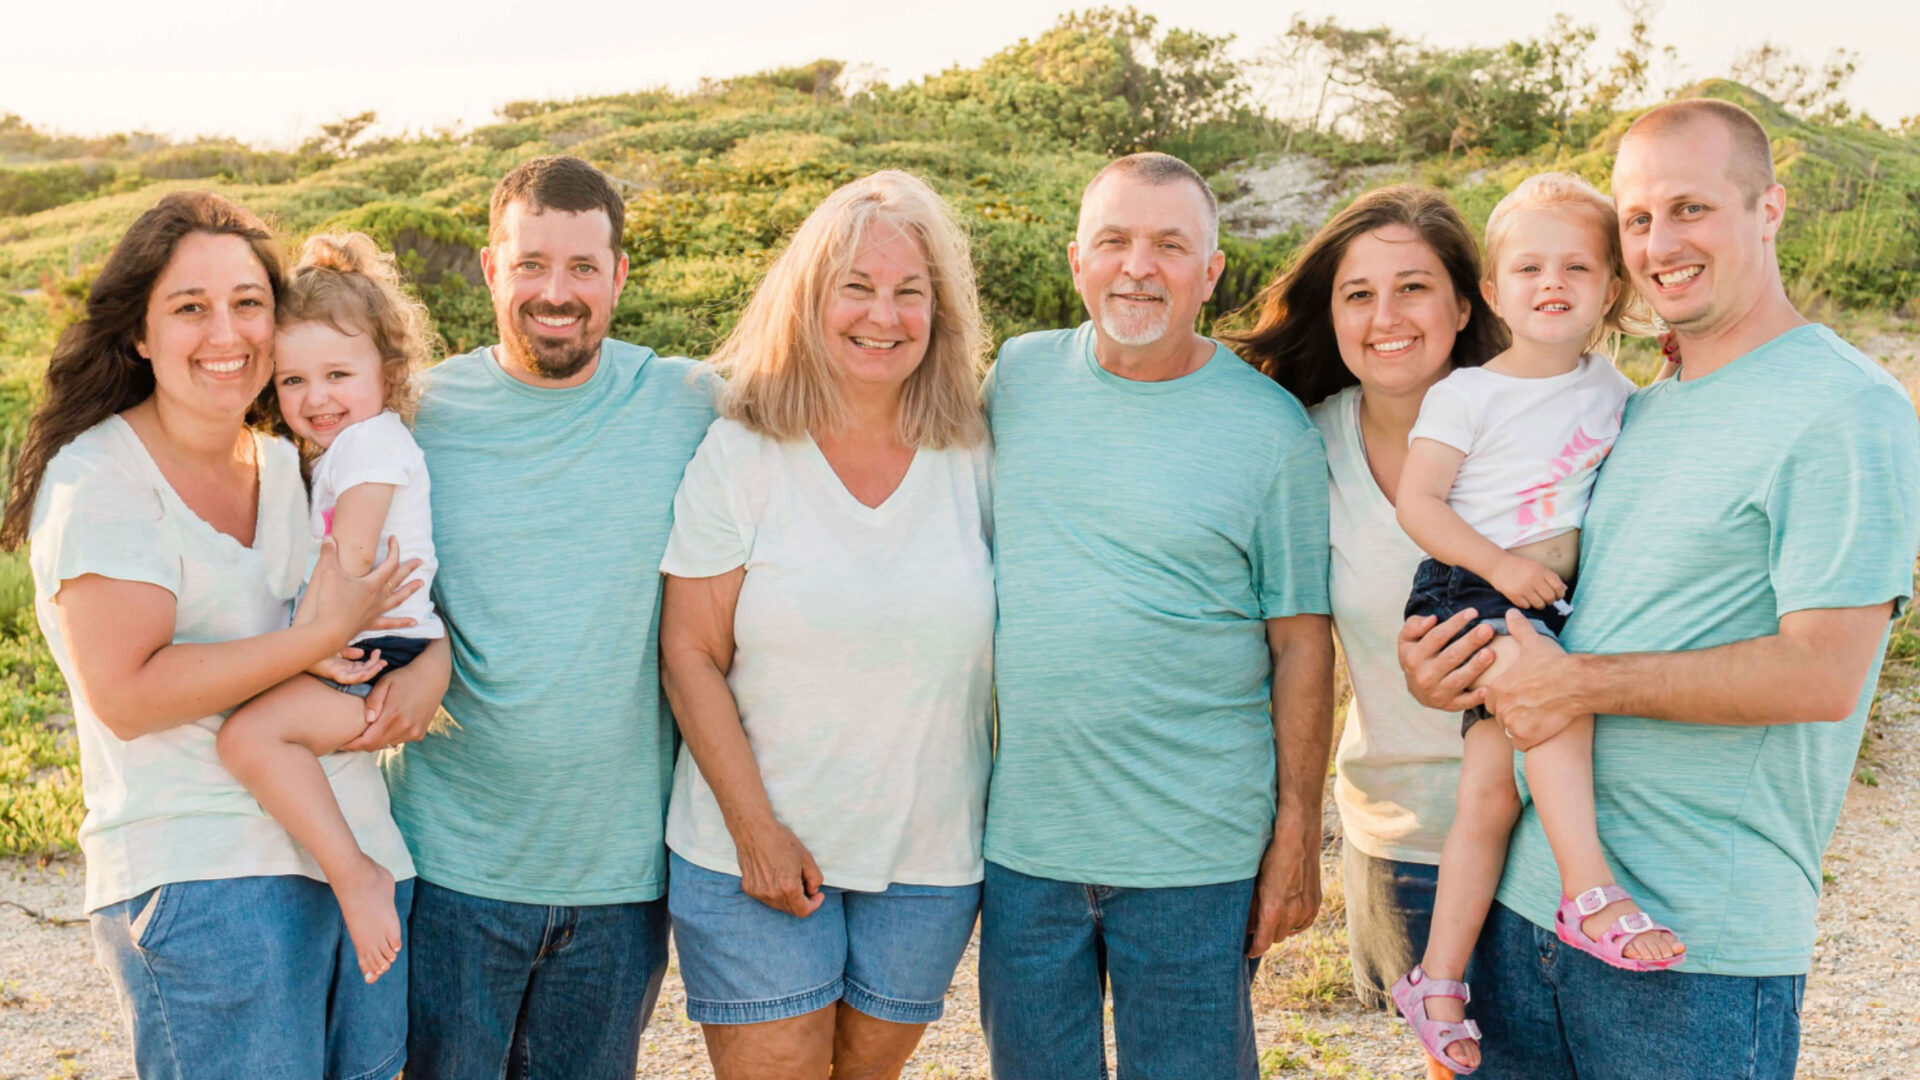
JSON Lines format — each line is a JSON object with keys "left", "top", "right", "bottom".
{"left": 260, "top": 232, "right": 441, "bottom": 439}
{"left": 711, "top": 170, "right": 989, "bottom": 449}
{"left": 1483, "top": 173, "right": 1658, "bottom": 352}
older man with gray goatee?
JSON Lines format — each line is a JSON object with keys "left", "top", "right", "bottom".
{"left": 978, "top": 152, "right": 1335, "bottom": 1078}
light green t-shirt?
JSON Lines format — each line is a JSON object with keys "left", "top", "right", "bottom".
{"left": 383, "top": 342, "right": 716, "bottom": 905}
{"left": 984, "top": 324, "right": 1331, "bottom": 887}
{"left": 1498, "top": 325, "right": 1920, "bottom": 976}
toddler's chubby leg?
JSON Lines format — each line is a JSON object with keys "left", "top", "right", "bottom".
{"left": 217, "top": 676, "right": 401, "bottom": 984}
{"left": 1522, "top": 713, "right": 1683, "bottom": 966}
{"left": 1415, "top": 717, "right": 1522, "bottom": 1072}
{"left": 1478, "top": 630, "right": 1683, "bottom": 967}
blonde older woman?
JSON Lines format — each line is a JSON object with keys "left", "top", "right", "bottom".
{"left": 659, "top": 170, "right": 993, "bottom": 1079}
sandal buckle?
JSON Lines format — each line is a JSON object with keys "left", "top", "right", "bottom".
{"left": 1619, "top": 912, "right": 1655, "bottom": 934}
{"left": 1574, "top": 887, "right": 1610, "bottom": 917}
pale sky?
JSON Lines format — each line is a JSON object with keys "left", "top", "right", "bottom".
{"left": 3, "top": 0, "right": 1913, "bottom": 146}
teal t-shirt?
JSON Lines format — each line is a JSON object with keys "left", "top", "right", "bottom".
{"left": 383, "top": 342, "right": 717, "bottom": 905}
{"left": 1498, "top": 325, "right": 1920, "bottom": 976}
{"left": 984, "top": 323, "right": 1331, "bottom": 887}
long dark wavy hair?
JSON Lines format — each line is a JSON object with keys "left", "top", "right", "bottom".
{"left": 1, "top": 191, "right": 285, "bottom": 550}
{"left": 1227, "top": 184, "right": 1507, "bottom": 408}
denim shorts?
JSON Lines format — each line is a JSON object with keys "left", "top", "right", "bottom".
{"left": 1403, "top": 557, "right": 1570, "bottom": 642}
{"left": 667, "top": 851, "right": 980, "bottom": 1026}
{"left": 90, "top": 874, "right": 414, "bottom": 1080}
{"left": 319, "top": 634, "right": 429, "bottom": 699}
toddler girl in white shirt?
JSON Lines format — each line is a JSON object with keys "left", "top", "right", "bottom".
{"left": 217, "top": 232, "right": 441, "bottom": 984}
{"left": 1389, "top": 174, "right": 1680, "bottom": 1074}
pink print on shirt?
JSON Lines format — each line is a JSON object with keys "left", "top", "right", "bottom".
{"left": 321, "top": 508, "right": 334, "bottom": 536}
{"left": 1514, "top": 425, "right": 1613, "bottom": 538}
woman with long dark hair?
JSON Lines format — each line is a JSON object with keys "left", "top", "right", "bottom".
{"left": 3, "top": 191, "right": 423, "bottom": 1078}
{"left": 1230, "top": 185, "right": 1504, "bottom": 1080}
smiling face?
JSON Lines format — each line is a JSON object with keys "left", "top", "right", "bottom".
{"left": 1329, "top": 225, "right": 1471, "bottom": 397}
{"left": 272, "top": 320, "right": 388, "bottom": 449}
{"left": 482, "top": 199, "right": 629, "bottom": 384}
{"left": 821, "top": 224, "right": 933, "bottom": 394}
{"left": 1612, "top": 121, "right": 1784, "bottom": 337}
{"left": 1070, "top": 173, "right": 1224, "bottom": 351}
{"left": 1485, "top": 207, "right": 1620, "bottom": 351}
{"left": 138, "top": 231, "right": 277, "bottom": 421}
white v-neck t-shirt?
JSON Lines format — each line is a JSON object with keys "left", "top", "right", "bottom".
{"left": 28, "top": 416, "right": 413, "bottom": 912}
{"left": 660, "top": 417, "right": 995, "bottom": 891}
{"left": 1313, "top": 387, "right": 1463, "bottom": 864}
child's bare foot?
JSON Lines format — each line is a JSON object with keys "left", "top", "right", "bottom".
{"left": 332, "top": 858, "right": 401, "bottom": 983}
{"left": 1418, "top": 991, "right": 1483, "bottom": 1072}
{"left": 1580, "top": 896, "right": 1684, "bottom": 965}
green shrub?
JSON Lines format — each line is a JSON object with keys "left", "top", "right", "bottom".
{"left": 0, "top": 161, "right": 116, "bottom": 217}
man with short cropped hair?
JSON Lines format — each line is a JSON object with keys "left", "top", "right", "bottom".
{"left": 1401, "top": 98, "right": 1920, "bottom": 1078}
{"left": 381, "top": 154, "right": 717, "bottom": 1079}
{"left": 979, "top": 151, "right": 1335, "bottom": 1078}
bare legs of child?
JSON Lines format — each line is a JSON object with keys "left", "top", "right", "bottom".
{"left": 217, "top": 675, "right": 400, "bottom": 983}
{"left": 1411, "top": 634, "right": 1683, "bottom": 1074}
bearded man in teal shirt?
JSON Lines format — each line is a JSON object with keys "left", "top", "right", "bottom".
{"left": 979, "top": 152, "right": 1335, "bottom": 1079}
{"left": 378, "top": 156, "right": 717, "bottom": 1080}
{"left": 1403, "top": 100, "right": 1920, "bottom": 1079}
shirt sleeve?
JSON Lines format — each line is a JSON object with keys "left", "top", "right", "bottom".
{"left": 1407, "top": 378, "right": 1477, "bottom": 453}
{"left": 319, "top": 414, "right": 415, "bottom": 493}
{"left": 1766, "top": 384, "right": 1920, "bottom": 618}
{"left": 1249, "top": 428, "right": 1332, "bottom": 618}
{"left": 28, "top": 450, "right": 180, "bottom": 600}
{"left": 660, "top": 423, "right": 751, "bottom": 578}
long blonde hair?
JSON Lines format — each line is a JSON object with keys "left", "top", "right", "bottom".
{"left": 1482, "top": 172, "right": 1657, "bottom": 353}
{"left": 712, "top": 170, "right": 988, "bottom": 448}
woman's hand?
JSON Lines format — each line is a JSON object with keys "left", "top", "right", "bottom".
{"left": 309, "top": 645, "right": 385, "bottom": 685}
{"left": 341, "top": 637, "right": 450, "bottom": 752}
{"left": 297, "top": 537, "right": 423, "bottom": 646}
{"left": 1398, "top": 610, "right": 1497, "bottom": 712}
{"left": 1488, "top": 554, "right": 1567, "bottom": 611}
{"left": 733, "top": 818, "right": 826, "bottom": 918}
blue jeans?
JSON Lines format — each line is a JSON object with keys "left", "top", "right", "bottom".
{"left": 403, "top": 878, "right": 669, "bottom": 1080}
{"left": 1468, "top": 901, "right": 1803, "bottom": 1079}
{"left": 1342, "top": 844, "right": 1439, "bottom": 1012}
{"left": 89, "top": 874, "right": 414, "bottom": 1080}
{"left": 978, "top": 860, "right": 1259, "bottom": 1080}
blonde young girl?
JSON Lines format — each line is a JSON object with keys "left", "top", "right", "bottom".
{"left": 1388, "top": 174, "right": 1679, "bottom": 1074}
{"left": 217, "top": 233, "right": 442, "bottom": 984}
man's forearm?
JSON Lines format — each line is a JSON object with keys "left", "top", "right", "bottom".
{"left": 1567, "top": 607, "right": 1889, "bottom": 727}
{"left": 1270, "top": 616, "right": 1336, "bottom": 834}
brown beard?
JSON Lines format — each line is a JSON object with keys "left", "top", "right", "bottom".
{"left": 499, "top": 301, "right": 599, "bottom": 380}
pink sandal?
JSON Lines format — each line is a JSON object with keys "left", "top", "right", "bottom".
{"left": 1391, "top": 965, "right": 1481, "bottom": 1075}
{"left": 1555, "top": 885, "right": 1686, "bottom": 972}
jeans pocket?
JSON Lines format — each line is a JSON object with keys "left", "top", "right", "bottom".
{"left": 128, "top": 885, "right": 171, "bottom": 951}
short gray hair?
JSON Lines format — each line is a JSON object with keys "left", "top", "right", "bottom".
{"left": 1079, "top": 152, "right": 1220, "bottom": 253}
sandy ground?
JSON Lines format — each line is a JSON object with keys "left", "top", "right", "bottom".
{"left": 1218, "top": 153, "right": 1414, "bottom": 241}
